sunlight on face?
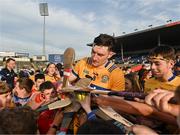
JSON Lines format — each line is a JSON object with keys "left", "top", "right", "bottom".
{"left": 43, "top": 88, "right": 54, "bottom": 102}
{"left": 35, "top": 79, "right": 45, "bottom": 90}
{"left": 91, "top": 46, "right": 112, "bottom": 67}
{"left": 47, "top": 64, "right": 56, "bottom": 76}
{"left": 150, "top": 59, "right": 173, "bottom": 79}
{"left": 7, "top": 60, "right": 16, "bottom": 70}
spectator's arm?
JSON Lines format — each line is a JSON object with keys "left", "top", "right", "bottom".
{"left": 145, "top": 89, "right": 179, "bottom": 117}
{"left": 78, "top": 94, "right": 96, "bottom": 120}
{"left": 93, "top": 96, "right": 177, "bottom": 125}
{"left": 46, "top": 110, "right": 63, "bottom": 135}
{"left": 129, "top": 124, "right": 158, "bottom": 135}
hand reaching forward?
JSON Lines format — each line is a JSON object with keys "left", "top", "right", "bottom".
{"left": 145, "top": 89, "right": 178, "bottom": 116}
{"left": 130, "top": 124, "right": 158, "bottom": 135}
{"left": 78, "top": 94, "right": 92, "bottom": 114}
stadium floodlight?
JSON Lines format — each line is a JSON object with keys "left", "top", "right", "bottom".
{"left": 39, "top": 3, "right": 49, "bottom": 56}
{"left": 39, "top": 3, "right": 49, "bottom": 16}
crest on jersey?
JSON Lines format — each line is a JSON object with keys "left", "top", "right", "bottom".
{"left": 83, "top": 69, "right": 89, "bottom": 74}
{"left": 101, "top": 75, "right": 109, "bottom": 83}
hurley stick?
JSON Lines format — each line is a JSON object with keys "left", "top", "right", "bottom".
{"left": 61, "top": 88, "right": 177, "bottom": 103}
{"left": 60, "top": 78, "right": 92, "bottom": 134}
{"left": 95, "top": 109, "right": 131, "bottom": 134}
{"left": 61, "top": 87, "right": 146, "bottom": 100}
{"left": 99, "top": 106, "right": 134, "bottom": 127}
{"left": 36, "top": 98, "right": 71, "bottom": 112}
{"left": 59, "top": 47, "right": 76, "bottom": 134}
{"left": 62, "top": 47, "right": 75, "bottom": 88}
{"left": 75, "top": 78, "right": 92, "bottom": 88}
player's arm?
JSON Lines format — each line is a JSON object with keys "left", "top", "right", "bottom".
{"left": 68, "top": 72, "right": 78, "bottom": 82}
{"left": 93, "top": 96, "right": 177, "bottom": 125}
{"left": 93, "top": 96, "right": 151, "bottom": 115}
{"left": 68, "top": 61, "right": 81, "bottom": 83}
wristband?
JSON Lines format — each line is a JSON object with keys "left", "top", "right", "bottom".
{"left": 87, "top": 111, "right": 96, "bottom": 120}
{"left": 63, "top": 68, "right": 72, "bottom": 77}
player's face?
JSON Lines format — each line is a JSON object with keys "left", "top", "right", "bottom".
{"left": 91, "top": 46, "right": 113, "bottom": 67}
{"left": 150, "top": 58, "right": 174, "bottom": 79}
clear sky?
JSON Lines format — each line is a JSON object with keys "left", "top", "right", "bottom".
{"left": 0, "top": 0, "right": 180, "bottom": 59}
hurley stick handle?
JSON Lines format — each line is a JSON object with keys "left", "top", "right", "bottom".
{"left": 62, "top": 48, "right": 75, "bottom": 88}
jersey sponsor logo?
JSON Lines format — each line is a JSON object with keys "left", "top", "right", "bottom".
{"left": 83, "top": 69, "right": 89, "bottom": 75}
{"left": 101, "top": 75, "right": 109, "bottom": 83}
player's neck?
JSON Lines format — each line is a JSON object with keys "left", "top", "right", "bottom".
{"left": 158, "top": 71, "right": 174, "bottom": 82}
{"left": 97, "top": 61, "right": 109, "bottom": 69}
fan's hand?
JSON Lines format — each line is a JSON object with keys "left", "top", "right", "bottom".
{"left": 26, "top": 92, "right": 46, "bottom": 110}
{"left": 78, "top": 94, "right": 92, "bottom": 114}
{"left": 145, "top": 89, "right": 174, "bottom": 114}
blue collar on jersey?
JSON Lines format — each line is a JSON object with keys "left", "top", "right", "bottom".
{"left": 168, "top": 74, "right": 176, "bottom": 81}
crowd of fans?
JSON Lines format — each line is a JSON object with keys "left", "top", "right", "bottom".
{"left": 0, "top": 34, "right": 180, "bottom": 134}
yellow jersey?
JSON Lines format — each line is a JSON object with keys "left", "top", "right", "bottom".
{"left": 144, "top": 75, "right": 180, "bottom": 93}
{"left": 45, "top": 74, "right": 61, "bottom": 84}
{"left": 72, "top": 57, "right": 125, "bottom": 91}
